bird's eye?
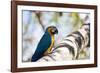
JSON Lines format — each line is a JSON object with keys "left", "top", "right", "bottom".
{"left": 51, "top": 29, "right": 55, "bottom": 33}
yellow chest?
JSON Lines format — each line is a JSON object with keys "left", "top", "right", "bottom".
{"left": 44, "top": 35, "right": 54, "bottom": 55}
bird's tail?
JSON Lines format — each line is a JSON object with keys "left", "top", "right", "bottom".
{"left": 31, "top": 54, "right": 43, "bottom": 62}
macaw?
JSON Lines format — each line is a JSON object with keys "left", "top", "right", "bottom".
{"left": 31, "top": 26, "right": 58, "bottom": 62}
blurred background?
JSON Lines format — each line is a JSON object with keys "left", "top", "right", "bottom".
{"left": 22, "top": 10, "right": 90, "bottom": 62}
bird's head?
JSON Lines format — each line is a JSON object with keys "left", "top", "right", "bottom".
{"left": 46, "top": 26, "right": 58, "bottom": 35}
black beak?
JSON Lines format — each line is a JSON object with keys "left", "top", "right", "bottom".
{"left": 54, "top": 28, "right": 58, "bottom": 34}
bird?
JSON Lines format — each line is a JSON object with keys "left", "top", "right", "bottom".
{"left": 31, "top": 26, "right": 58, "bottom": 62}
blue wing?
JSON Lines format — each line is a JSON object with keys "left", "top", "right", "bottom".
{"left": 31, "top": 31, "right": 51, "bottom": 62}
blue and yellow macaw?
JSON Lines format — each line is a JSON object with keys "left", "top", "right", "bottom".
{"left": 31, "top": 26, "right": 58, "bottom": 62}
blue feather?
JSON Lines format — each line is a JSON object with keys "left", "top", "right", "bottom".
{"left": 31, "top": 31, "right": 52, "bottom": 61}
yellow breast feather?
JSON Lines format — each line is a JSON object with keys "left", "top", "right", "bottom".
{"left": 44, "top": 35, "right": 54, "bottom": 55}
